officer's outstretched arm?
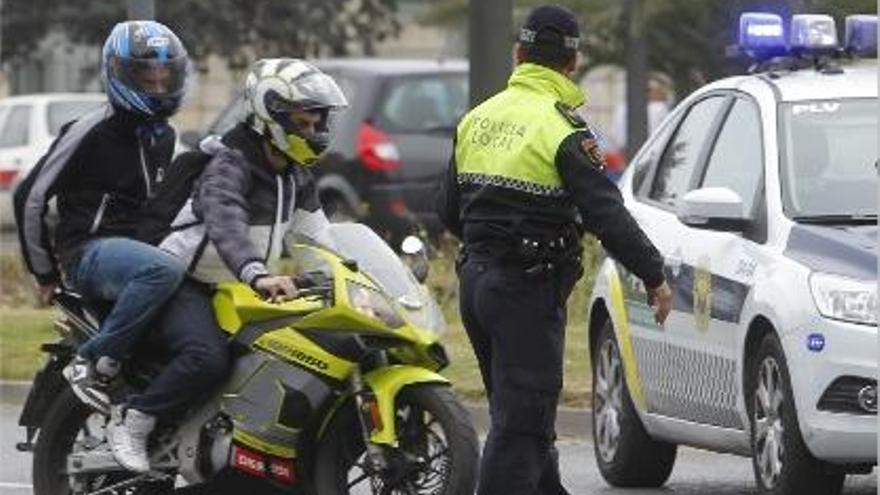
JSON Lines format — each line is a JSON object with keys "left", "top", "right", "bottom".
{"left": 555, "top": 131, "right": 665, "bottom": 290}
{"left": 435, "top": 137, "right": 463, "bottom": 239}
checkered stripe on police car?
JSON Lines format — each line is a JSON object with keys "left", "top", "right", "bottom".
{"left": 633, "top": 337, "right": 742, "bottom": 430}
{"left": 458, "top": 173, "right": 566, "bottom": 197}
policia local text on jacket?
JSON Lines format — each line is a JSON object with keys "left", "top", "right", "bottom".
{"left": 437, "top": 61, "right": 669, "bottom": 495}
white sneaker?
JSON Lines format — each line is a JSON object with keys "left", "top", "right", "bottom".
{"left": 107, "top": 405, "right": 156, "bottom": 473}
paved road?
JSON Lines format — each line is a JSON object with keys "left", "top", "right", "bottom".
{"left": 0, "top": 397, "right": 874, "bottom": 495}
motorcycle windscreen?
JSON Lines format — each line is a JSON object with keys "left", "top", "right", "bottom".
{"left": 300, "top": 223, "right": 446, "bottom": 334}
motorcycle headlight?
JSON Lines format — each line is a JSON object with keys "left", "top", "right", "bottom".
{"left": 809, "top": 272, "right": 877, "bottom": 326}
{"left": 347, "top": 281, "right": 405, "bottom": 329}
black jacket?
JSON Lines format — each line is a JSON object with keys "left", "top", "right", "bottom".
{"left": 437, "top": 129, "right": 665, "bottom": 289}
{"left": 14, "top": 105, "right": 175, "bottom": 284}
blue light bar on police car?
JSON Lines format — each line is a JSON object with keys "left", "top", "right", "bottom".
{"left": 790, "top": 14, "right": 838, "bottom": 53}
{"left": 845, "top": 15, "right": 878, "bottom": 55}
{"left": 739, "top": 12, "right": 786, "bottom": 57}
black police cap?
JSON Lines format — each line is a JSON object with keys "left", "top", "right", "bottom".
{"left": 519, "top": 4, "right": 580, "bottom": 50}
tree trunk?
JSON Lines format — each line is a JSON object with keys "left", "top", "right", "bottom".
{"left": 623, "top": 0, "right": 648, "bottom": 160}
{"left": 468, "top": 0, "right": 513, "bottom": 108}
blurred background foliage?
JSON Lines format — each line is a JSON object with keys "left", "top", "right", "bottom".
{"left": 1, "top": 0, "right": 400, "bottom": 70}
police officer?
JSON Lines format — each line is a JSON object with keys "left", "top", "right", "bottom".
{"left": 436, "top": 5, "right": 672, "bottom": 494}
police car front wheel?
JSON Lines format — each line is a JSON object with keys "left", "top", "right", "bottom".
{"left": 747, "top": 332, "right": 845, "bottom": 495}
{"left": 592, "top": 320, "right": 676, "bottom": 488}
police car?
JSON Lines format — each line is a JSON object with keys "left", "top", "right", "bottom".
{"left": 586, "top": 13, "right": 877, "bottom": 495}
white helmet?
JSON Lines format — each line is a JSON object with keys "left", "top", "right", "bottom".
{"left": 243, "top": 58, "right": 348, "bottom": 165}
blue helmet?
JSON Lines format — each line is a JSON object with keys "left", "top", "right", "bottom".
{"left": 102, "top": 21, "right": 189, "bottom": 119}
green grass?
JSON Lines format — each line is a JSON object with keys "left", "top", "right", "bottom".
{"left": 0, "top": 307, "right": 56, "bottom": 381}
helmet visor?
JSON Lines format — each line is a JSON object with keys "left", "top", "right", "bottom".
{"left": 280, "top": 107, "right": 342, "bottom": 147}
{"left": 114, "top": 56, "right": 188, "bottom": 97}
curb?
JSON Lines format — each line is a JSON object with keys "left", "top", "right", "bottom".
{"left": 0, "top": 381, "right": 593, "bottom": 439}
{"left": 0, "top": 381, "right": 31, "bottom": 405}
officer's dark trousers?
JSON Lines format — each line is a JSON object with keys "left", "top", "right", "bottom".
{"left": 460, "top": 254, "right": 570, "bottom": 495}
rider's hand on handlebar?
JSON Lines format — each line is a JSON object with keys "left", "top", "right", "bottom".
{"left": 253, "top": 275, "right": 298, "bottom": 303}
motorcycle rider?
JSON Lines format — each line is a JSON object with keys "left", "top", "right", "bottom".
{"left": 12, "top": 21, "right": 216, "bottom": 473}
{"left": 159, "top": 58, "right": 348, "bottom": 321}
{"left": 149, "top": 60, "right": 343, "bottom": 489}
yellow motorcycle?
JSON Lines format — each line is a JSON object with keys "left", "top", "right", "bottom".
{"left": 20, "top": 224, "right": 478, "bottom": 495}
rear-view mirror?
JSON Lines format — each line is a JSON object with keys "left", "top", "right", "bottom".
{"left": 677, "top": 187, "right": 750, "bottom": 231}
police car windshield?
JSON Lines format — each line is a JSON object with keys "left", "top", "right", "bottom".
{"left": 780, "top": 98, "right": 877, "bottom": 220}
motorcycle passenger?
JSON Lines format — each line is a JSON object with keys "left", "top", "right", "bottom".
{"left": 12, "top": 21, "right": 214, "bottom": 473}
{"left": 159, "top": 58, "right": 348, "bottom": 316}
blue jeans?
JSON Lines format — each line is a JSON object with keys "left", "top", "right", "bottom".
{"left": 72, "top": 237, "right": 185, "bottom": 361}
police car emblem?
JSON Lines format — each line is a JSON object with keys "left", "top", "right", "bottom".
{"left": 693, "top": 257, "right": 712, "bottom": 333}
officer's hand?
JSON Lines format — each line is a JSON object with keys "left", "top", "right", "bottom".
{"left": 254, "top": 275, "right": 298, "bottom": 303}
{"left": 37, "top": 282, "right": 58, "bottom": 307}
{"left": 646, "top": 280, "right": 672, "bottom": 326}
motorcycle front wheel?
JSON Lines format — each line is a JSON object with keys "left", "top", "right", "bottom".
{"left": 33, "top": 388, "right": 173, "bottom": 495}
{"left": 314, "top": 384, "right": 478, "bottom": 495}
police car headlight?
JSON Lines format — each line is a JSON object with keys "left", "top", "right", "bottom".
{"left": 809, "top": 272, "right": 877, "bottom": 326}
{"left": 347, "top": 281, "right": 405, "bottom": 329}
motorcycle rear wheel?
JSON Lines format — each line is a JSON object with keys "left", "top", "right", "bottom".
{"left": 314, "top": 384, "right": 478, "bottom": 495}
{"left": 33, "top": 388, "right": 174, "bottom": 495}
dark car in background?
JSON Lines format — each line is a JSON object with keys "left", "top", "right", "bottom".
{"left": 185, "top": 58, "right": 468, "bottom": 247}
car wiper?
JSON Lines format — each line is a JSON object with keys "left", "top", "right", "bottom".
{"left": 792, "top": 214, "right": 877, "bottom": 225}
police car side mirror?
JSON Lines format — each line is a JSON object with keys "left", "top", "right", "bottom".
{"left": 678, "top": 187, "right": 750, "bottom": 232}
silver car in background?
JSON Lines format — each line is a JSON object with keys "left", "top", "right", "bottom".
{"left": 0, "top": 93, "right": 106, "bottom": 229}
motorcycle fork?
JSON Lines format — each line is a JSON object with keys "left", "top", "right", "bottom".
{"left": 349, "top": 365, "right": 388, "bottom": 470}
